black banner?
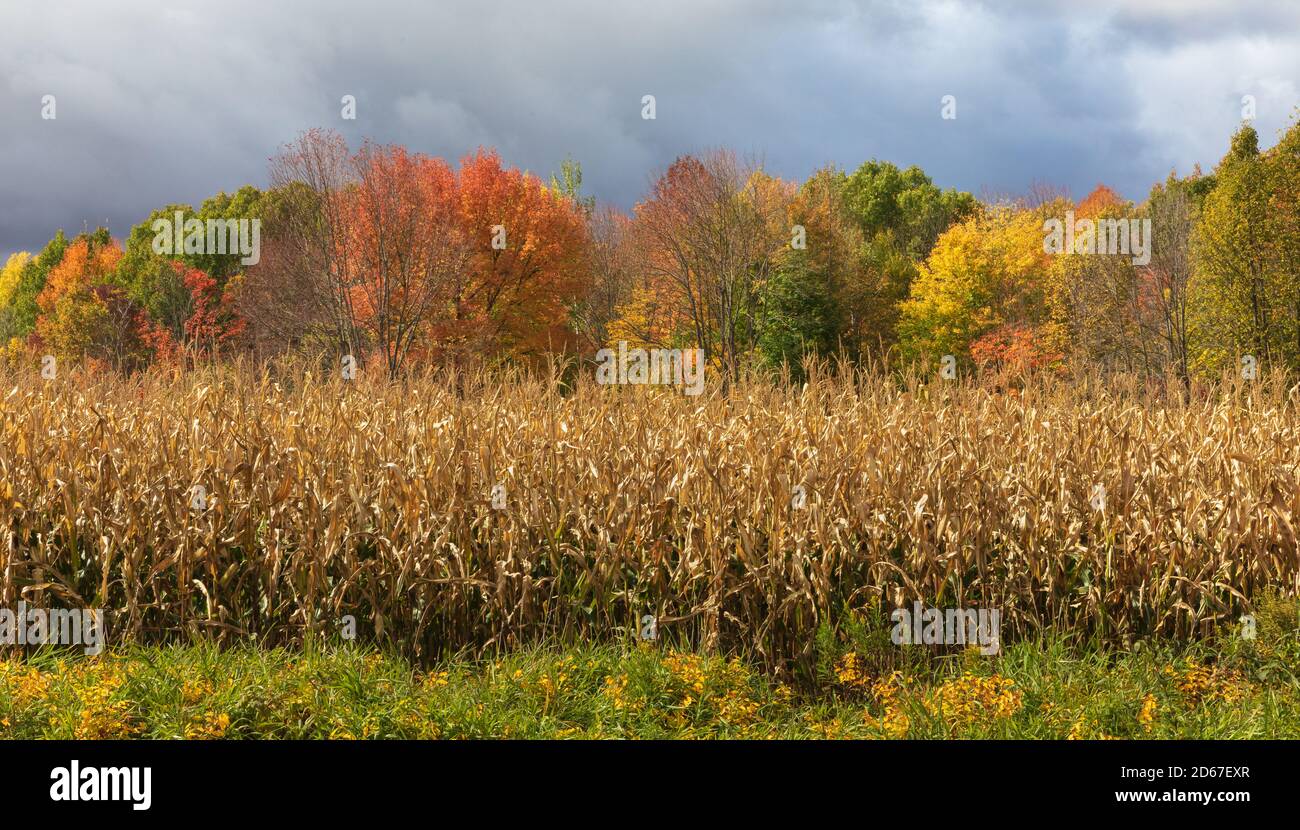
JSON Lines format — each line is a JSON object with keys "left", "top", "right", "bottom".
{"left": 1, "top": 740, "right": 1281, "bottom": 818}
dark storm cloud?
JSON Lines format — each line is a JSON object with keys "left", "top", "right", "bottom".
{"left": 1, "top": 0, "right": 1297, "bottom": 259}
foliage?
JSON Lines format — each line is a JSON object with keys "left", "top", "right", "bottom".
{"left": 3, "top": 114, "right": 1299, "bottom": 382}
{"left": 898, "top": 205, "right": 1050, "bottom": 361}
{"left": 4, "top": 627, "right": 1298, "bottom": 738}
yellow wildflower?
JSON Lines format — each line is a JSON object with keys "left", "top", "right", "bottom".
{"left": 925, "top": 672, "right": 1023, "bottom": 729}
{"left": 1137, "top": 694, "right": 1157, "bottom": 732}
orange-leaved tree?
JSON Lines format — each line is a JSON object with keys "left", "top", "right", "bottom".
{"left": 254, "top": 132, "right": 590, "bottom": 374}
{"left": 33, "top": 236, "right": 161, "bottom": 370}
{"left": 343, "top": 143, "right": 469, "bottom": 374}
{"left": 455, "top": 148, "right": 590, "bottom": 367}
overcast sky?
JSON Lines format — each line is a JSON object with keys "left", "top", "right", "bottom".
{"left": 2, "top": 0, "right": 1298, "bottom": 259}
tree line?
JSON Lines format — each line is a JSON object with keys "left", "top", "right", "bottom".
{"left": 2, "top": 115, "right": 1298, "bottom": 384}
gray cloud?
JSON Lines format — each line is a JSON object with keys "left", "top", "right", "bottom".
{"left": 1, "top": 0, "right": 1297, "bottom": 258}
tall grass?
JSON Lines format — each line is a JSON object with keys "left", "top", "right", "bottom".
{"left": 2, "top": 359, "right": 1298, "bottom": 669}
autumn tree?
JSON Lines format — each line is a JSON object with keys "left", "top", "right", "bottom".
{"left": 628, "top": 150, "right": 788, "bottom": 385}
{"left": 756, "top": 167, "right": 857, "bottom": 376}
{"left": 454, "top": 148, "right": 590, "bottom": 365}
{"left": 177, "top": 262, "right": 243, "bottom": 357}
{"left": 1141, "top": 171, "right": 1202, "bottom": 384}
{"left": 572, "top": 205, "right": 636, "bottom": 353}
{"left": 1189, "top": 122, "right": 1300, "bottom": 374}
{"left": 899, "top": 204, "right": 1054, "bottom": 365}
{"left": 114, "top": 186, "right": 264, "bottom": 353}
{"left": 1046, "top": 185, "right": 1153, "bottom": 373}
{"left": 1263, "top": 111, "right": 1300, "bottom": 361}
{"left": 225, "top": 183, "right": 340, "bottom": 358}
{"left": 248, "top": 133, "right": 590, "bottom": 373}
{"left": 2, "top": 231, "right": 70, "bottom": 341}
{"left": 841, "top": 160, "right": 977, "bottom": 355}
{"left": 261, "top": 129, "right": 366, "bottom": 361}
{"left": 31, "top": 232, "right": 160, "bottom": 371}
{"left": 118, "top": 204, "right": 206, "bottom": 341}
{"left": 343, "top": 143, "right": 470, "bottom": 374}
{"left": 0, "top": 252, "right": 32, "bottom": 345}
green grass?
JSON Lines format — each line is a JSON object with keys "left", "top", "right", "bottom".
{"left": 3, "top": 596, "right": 1299, "bottom": 739}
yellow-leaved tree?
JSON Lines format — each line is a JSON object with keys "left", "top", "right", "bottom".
{"left": 0, "top": 252, "right": 33, "bottom": 361}
{"left": 898, "top": 204, "right": 1054, "bottom": 367}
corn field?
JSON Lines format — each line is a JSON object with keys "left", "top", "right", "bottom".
{"left": 2, "top": 360, "right": 1298, "bottom": 669}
